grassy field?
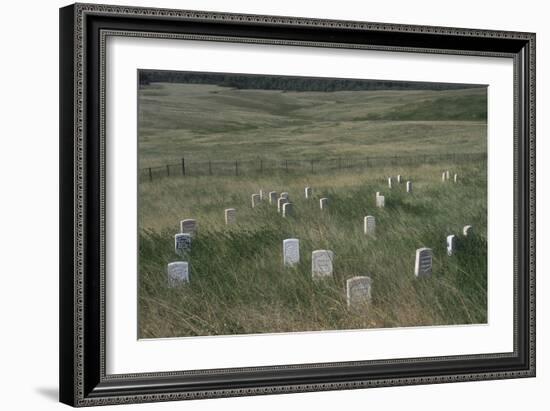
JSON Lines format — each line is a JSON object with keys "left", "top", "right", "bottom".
{"left": 138, "top": 83, "right": 487, "bottom": 338}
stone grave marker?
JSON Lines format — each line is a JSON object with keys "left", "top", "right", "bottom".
{"left": 305, "top": 187, "right": 312, "bottom": 199}
{"left": 446, "top": 170, "right": 451, "bottom": 180}
{"left": 446, "top": 234, "right": 457, "bottom": 256}
{"left": 280, "top": 192, "right": 290, "bottom": 199}
{"left": 277, "top": 197, "right": 289, "bottom": 213}
{"left": 388, "top": 177, "right": 393, "bottom": 188}
{"left": 312, "top": 250, "right": 334, "bottom": 278}
{"left": 364, "top": 215, "right": 375, "bottom": 236}
{"left": 442, "top": 172, "right": 446, "bottom": 182}
{"left": 283, "top": 238, "right": 300, "bottom": 267}
{"left": 167, "top": 261, "right": 189, "bottom": 286}
{"left": 180, "top": 219, "right": 197, "bottom": 237}
{"left": 463, "top": 225, "right": 473, "bottom": 236}
{"left": 406, "top": 181, "right": 413, "bottom": 193}
{"left": 251, "top": 193, "right": 260, "bottom": 208}
{"left": 376, "top": 195, "right": 385, "bottom": 208}
{"left": 224, "top": 208, "right": 236, "bottom": 225}
{"left": 282, "top": 202, "right": 294, "bottom": 217}
{"left": 319, "top": 197, "right": 328, "bottom": 210}
{"left": 259, "top": 189, "right": 264, "bottom": 201}
{"left": 346, "top": 276, "right": 372, "bottom": 307}
{"left": 269, "top": 191, "right": 278, "bottom": 204}
{"left": 397, "top": 175, "right": 402, "bottom": 183}
{"left": 454, "top": 173, "right": 458, "bottom": 183}
{"left": 414, "top": 247, "right": 433, "bottom": 277}
{"left": 174, "top": 233, "right": 192, "bottom": 255}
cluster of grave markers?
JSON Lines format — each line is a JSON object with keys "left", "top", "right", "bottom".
{"left": 441, "top": 169, "right": 459, "bottom": 183}
{"left": 167, "top": 168, "right": 471, "bottom": 308}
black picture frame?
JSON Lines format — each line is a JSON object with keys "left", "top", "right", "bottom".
{"left": 59, "top": 3, "right": 536, "bottom": 407}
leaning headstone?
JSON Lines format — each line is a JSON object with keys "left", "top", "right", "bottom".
{"left": 346, "top": 276, "right": 372, "bottom": 307}
{"left": 312, "top": 250, "right": 334, "bottom": 278}
{"left": 376, "top": 195, "right": 385, "bottom": 208}
{"left": 454, "top": 174, "right": 458, "bottom": 183}
{"left": 280, "top": 192, "right": 290, "bottom": 199}
{"left": 224, "top": 208, "right": 236, "bottom": 225}
{"left": 446, "top": 234, "right": 457, "bottom": 256}
{"left": 388, "top": 177, "right": 393, "bottom": 188}
{"left": 282, "top": 202, "right": 294, "bottom": 217}
{"left": 364, "top": 215, "right": 375, "bottom": 236}
{"left": 414, "top": 247, "right": 433, "bottom": 277}
{"left": 305, "top": 187, "right": 312, "bottom": 199}
{"left": 463, "top": 225, "right": 473, "bottom": 236}
{"left": 180, "top": 219, "right": 197, "bottom": 237}
{"left": 319, "top": 198, "right": 328, "bottom": 210}
{"left": 283, "top": 238, "right": 300, "bottom": 267}
{"left": 167, "top": 261, "right": 189, "bottom": 286}
{"left": 397, "top": 175, "right": 402, "bottom": 183}
{"left": 277, "top": 197, "right": 289, "bottom": 213}
{"left": 251, "top": 194, "right": 260, "bottom": 208}
{"left": 406, "top": 181, "right": 413, "bottom": 193}
{"left": 174, "top": 233, "right": 192, "bottom": 255}
{"left": 269, "top": 191, "right": 278, "bottom": 204}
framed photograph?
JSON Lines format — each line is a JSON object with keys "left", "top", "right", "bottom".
{"left": 59, "top": 3, "right": 535, "bottom": 407}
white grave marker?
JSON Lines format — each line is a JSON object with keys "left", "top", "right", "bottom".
{"left": 406, "top": 181, "right": 413, "bottom": 193}
{"left": 364, "top": 216, "right": 376, "bottom": 236}
{"left": 454, "top": 173, "right": 458, "bottom": 183}
{"left": 397, "top": 175, "right": 402, "bottom": 183}
{"left": 388, "top": 177, "right": 393, "bottom": 188}
{"left": 312, "top": 250, "right": 334, "bottom": 278}
{"left": 283, "top": 238, "right": 300, "bottom": 267}
{"left": 305, "top": 187, "right": 312, "bottom": 199}
{"left": 259, "top": 189, "right": 264, "bottom": 201}
{"left": 174, "top": 233, "right": 192, "bottom": 255}
{"left": 463, "top": 225, "right": 473, "bottom": 236}
{"left": 277, "top": 197, "right": 289, "bottom": 212}
{"left": 447, "top": 234, "right": 457, "bottom": 256}
{"left": 319, "top": 198, "right": 328, "bottom": 210}
{"left": 446, "top": 170, "right": 451, "bottom": 180}
{"left": 167, "top": 261, "right": 189, "bottom": 286}
{"left": 224, "top": 208, "right": 236, "bottom": 225}
{"left": 180, "top": 219, "right": 197, "bottom": 237}
{"left": 280, "top": 192, "right": 290, "bottom": 199}
{"left": 282, "top": 202, "right": 294, "bottom": 217}
{"left": 346, "top": 276, "right": 372, "bottom": 307}
{"left": 251, "top": 194, "right": 260, "bottom": 208}
{"left": 376, "top": 195, "right": 385, "bottom": 208}
{"left": 414, "top": 247, "right": 433, "bottom": 277}
{"left": 269, "top": 191, "right": 278, "bottom": 204}
{"left": 442, "top": 172, "right": 446, "bottom": 182}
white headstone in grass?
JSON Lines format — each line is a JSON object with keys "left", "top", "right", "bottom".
{"left": 174, "top": 233, "right": 192, "bottom": 255}
{"left": 280, "top": 192, "right": 290, "bottom": 199}
{"left": 167, "top": 261, "right": 189, "bottom": 286}
{"left": 414, "top": 247, "right": 433, "bottom": 277}
{"left": 180, "top": 219, "right": 197, "bottom": 237}
{"left": 312, "top": 250, "right": 334, "bottom": 278}
{"left": 305, "top": 187, "right": 312, "bottom": 199}
{"left": 447, "top": 234, "right": 457, "bottom": 256}
{"left": 463, "top": 225, "right": 473, "bottom": 236}
{"left": 454, "top": 173, "right": 458, "bottom": 183}
{"left": 388, "top": 177, "right": 393, "bottom": 188}
{"left": 442, "top": 172, "right": 446, "bottom": 182}
{"left": 259, "top": 189, "right": 264, "bottom": 201}
{"left": 397, "top": 175, "right": 402, "bottom": 183}
{"left": 376, "top": 195, "right": 385, "bottom": 208}
{"left": 283, "top": 238, "right": 300, "bottom": 267}
{"left": 282, "top": 202, "right": 294, "bottom": 217}
{"left": 277, "top": 197, "right": 289, "bottom": 212}
{"left": 251, "top": 194, "right": 260, "bottom": 208}
{"left": 319, "top": 198, "right": 329, "bottom": 210}
{"left": 364, "top": 216, "right": 376, "bottom": 236}
{"left": 269, "top": 191, "right": 278, "bottom": 204}
{"left": 346, "top": 276, "right": 372, "bottom": 307}
{"left": 224, "top": 208, "right": 236, "bottom": 225}
{"left": 376, "top": 192, "right": 380, "bottom": 197}
{"left": 406, "top": 181, "right": 413, "bottom": 193}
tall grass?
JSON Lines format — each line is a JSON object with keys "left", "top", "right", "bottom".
{"left": 138, "top": 161, "right": 487, "bottom": 338}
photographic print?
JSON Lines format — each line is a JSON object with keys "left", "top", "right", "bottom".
{"left": 137, "top": 70, "right": 488, "bottom": 339}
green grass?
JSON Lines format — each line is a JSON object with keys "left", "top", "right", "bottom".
{"left": 137, "top": 83, "right": 487, "bottom": 338}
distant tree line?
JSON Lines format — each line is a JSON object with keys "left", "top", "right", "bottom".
{"left": 138, "top": 70, "right": 486, "bottom": 92}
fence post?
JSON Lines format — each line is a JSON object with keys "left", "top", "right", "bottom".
{"left": 235, "top": 160, "right": 239, "bottom": 176}
{"left": 209, "top": 160, "right": 212, "bottom": 176}
{"left": 148, "top": 167, "right": 152, "bottom": 182}
{"left": 181, "top": 158, "right": 186, "bottom": 176}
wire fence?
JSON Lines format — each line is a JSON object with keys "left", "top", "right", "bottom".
{"left": 140, "top": 152, "right": 486, "bottom": 182}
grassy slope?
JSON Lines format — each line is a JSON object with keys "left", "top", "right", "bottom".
{"left": 138, "top": 83, "right": 487, "bottom": 338}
